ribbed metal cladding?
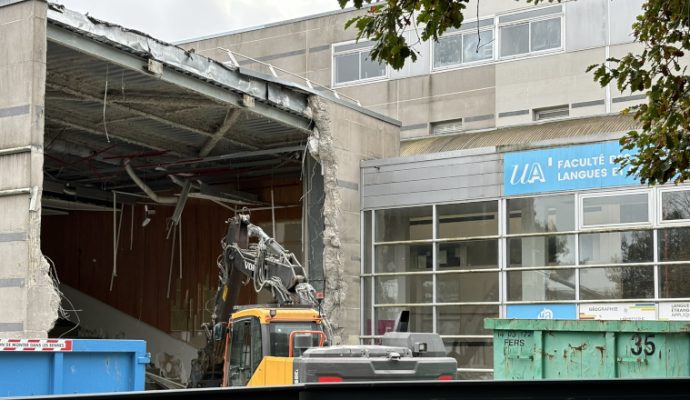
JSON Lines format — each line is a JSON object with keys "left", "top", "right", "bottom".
{"left": 401, "top": 114, "right": 640, "bottom": 156}
{"left": 44, "top": 37, "right": 310, "bottom": 186}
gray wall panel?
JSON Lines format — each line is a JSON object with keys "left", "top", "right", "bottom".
{"left": 566, "top": 0, "right": 607, "bottom": 51}
{"left": 363, "top": 160, "right": 501, "bottom": 186}
{"left": 362, "top": 153, "right": 501, "bottom": 175}
{"left": 363, "top": 185, "right": 502, "bottom": 209}
{"left": 610, "top": 0, "right": 644, "bottom": 45}
{"left": 363, "top": 173, "right": 501, "bottom": 197}
{"left": 361, "top": 151, "right": 502, "bottom": 209}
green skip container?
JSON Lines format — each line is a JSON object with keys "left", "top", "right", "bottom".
{"left": 485, "top": 319, "right": 690, "bottom": 380}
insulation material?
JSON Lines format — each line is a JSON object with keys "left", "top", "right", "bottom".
{"left": 307, "top": 96, "right": 345, "bottom": 344}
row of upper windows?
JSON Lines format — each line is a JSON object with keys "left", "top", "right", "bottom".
{"left": 369, "top": 187, "right": 690, "bottom": 246}
{"left": 332, "top": 4, "right": 573, "bottom": 86}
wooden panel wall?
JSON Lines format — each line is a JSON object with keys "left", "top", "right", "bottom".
{"left": 41, "top": 178, "right": 302, "bottom": 333}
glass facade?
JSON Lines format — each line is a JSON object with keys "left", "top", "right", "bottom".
{"left": 361, "top": 187, "right": 690, "bottom": 378}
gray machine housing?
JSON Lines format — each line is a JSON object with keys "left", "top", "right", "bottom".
{"left": 293, "top": 332, "right": 457, "bottom": 383}
{"left": 380, "top": 332, "right": 447, "bottom": 357}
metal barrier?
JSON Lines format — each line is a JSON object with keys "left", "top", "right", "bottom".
{"left": 11, "top": 379, "right": 690, "bottom": 400}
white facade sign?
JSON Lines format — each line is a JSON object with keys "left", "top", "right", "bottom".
{"left": 578, "top": 303, "right": 657, "bottom": 320}
{"left": 659, "top": 302, "right": 690, "bottom": 321}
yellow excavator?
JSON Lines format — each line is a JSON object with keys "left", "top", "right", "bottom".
{"left": 188, "top": 212, "right": 456, "bottom": 387}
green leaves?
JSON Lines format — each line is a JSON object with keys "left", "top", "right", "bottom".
{"left": 590, "top": 0, "right": 690, "bottom": 184}
{"left": 337, "top": 0, "right": 690, "bottom": 185}
{"left": 339, "top": 0, "right": 472, "bottom": 70}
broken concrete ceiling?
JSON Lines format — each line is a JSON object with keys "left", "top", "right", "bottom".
{"left": 43, "top": 3, "right": 332, "bottom": 209}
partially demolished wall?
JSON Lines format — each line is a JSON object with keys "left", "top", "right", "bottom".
{"left": 0, "top": 0, "right": 59, "bottom": 338}
{"left": 307, "top": 95, "right": 400, "bottom": 343}
{"left": 307, "top": 96, "right": 346, "bottom": 343}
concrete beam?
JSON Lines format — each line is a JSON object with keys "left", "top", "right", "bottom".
{"left": 199, "top": 108, "right": 242, "bottom": 157}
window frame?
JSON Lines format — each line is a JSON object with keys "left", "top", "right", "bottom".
{"left": 331, "top": 40, "right": 389, "bottom": 87}
{"left": 657, "top": 186, "right": 690, "bottom": 226}
{"left": 578, "top": 189, "right": 653, "bottom": 230}
{"left": 431, "top": 118, "right": 464, "bottom": 135}
{"left": 497, "top": 6, "right": 565, "bottom": 60}
{"left": 431, "top": 19, "right": 495, "bottom": 72}
{"left": 505, "top": 193, "right": 577, "bottom": 236}
{"left": 533, "top": 104, "right": 570, "bottom": 121}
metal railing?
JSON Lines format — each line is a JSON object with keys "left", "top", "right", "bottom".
{"left": 217, "top": 47, "right": 362, "bottom": 106}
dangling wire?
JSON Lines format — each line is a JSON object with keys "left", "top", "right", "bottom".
{"left": 102, "top": 65, "right": 111, "bottom": 143}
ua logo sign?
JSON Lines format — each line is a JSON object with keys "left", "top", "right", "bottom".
{"left": 510, "top": 163, "right": 546, "bottom": 185}
{"left": 538, "top": 308, "right": 554, "bottom": 319}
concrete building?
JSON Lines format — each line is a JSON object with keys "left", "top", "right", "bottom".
{"left": 180, "top": 0, "right": 690, "bottom": 379}
{"left": 0, "top": 0, "right": 398, "bottom": 385}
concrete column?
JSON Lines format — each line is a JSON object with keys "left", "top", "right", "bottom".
{"left": 0, "top": 0, "right": 59, "bottom": 338}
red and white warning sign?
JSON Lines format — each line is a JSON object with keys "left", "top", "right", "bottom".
{"left": 0, "top": 339, "right": 73, "bottom": 351}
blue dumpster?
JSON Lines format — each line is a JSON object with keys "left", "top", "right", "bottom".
{"left": 0, "top": 339, "right": 149, "bottom": 396}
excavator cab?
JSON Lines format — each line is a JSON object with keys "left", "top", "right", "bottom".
{"left": 223, "top": 307, "right": 327, "bottom": 387}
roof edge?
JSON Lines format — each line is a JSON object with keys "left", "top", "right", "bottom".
{"left": 175, "top": 3, "right": 378, "bottom": 45}
{"left": 45, "top": 2, "right": 400, "bottom": 127}
{"left": 0, "top": 0, "right": 39, "bottom": 8}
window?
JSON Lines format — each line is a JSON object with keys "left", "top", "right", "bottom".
{"left": 375, "top": 206, "right": 432, "bottom": 242}
{"left": 437, "top": 272, "right": 499, "bottom": 302}
{"left": 499, "top": 5, "right": 563, "bottom": 58}
{"left": 579, "top": 266, "right": 654, "bottom": 300}
{"left": 376, "top": 274, "right": 432, "bottom": 304}
{"left": 375, "top": 243, "right": 433, "bottom": 273}
{"left": 333, "top": 40, "right": 386, "bottom": 85}
{"left": 508, "top": 269, "right": 576, "bottom": 301}
{"left": 661, "top": 189, "right": 690, "bottom": 221}
{"left": 508, "top": 195, "right": 574, "bottom": 234}
{"left": 581, "top": 193, "right": 649, "bottom": 227}
{"left": 375, "top": 306, "right": 433, "bottom": 334}
{"left": 228, "top": 318, "right": 262, "bottom": 386}
{"left": 508, "top": 235, "right": 576, "bottom": 268}
{"left": 437, "top": 305, "right": 498, "bottom": 335}
{"left": 579, "top": 230, "right": 653, "bottom": 265}
{"left": 431, "top": 119, "right": 463, "bottom": 135}
{"left": 433, "top": 19, "right": 493, "bottom": 69}
{"left": 533, "top": 105, "right": 569, "bottom": 121}
{"left": 658, "top": 227, "right": 690, "bottom": 261}
{"left": 269, "top": 322, "right": 321, "bottom": 356}
{"left": 438, "top": 201, "right": 498, "bottom": 238}
{"left": 439, "top": 240, "right": 498, "bottom": 269}
{"left": 659, "top": 265, "right": 690, "bottom": 298}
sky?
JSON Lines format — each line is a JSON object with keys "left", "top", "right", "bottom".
{"left": 54, "top": 0, "right": 342, "bottom": 43}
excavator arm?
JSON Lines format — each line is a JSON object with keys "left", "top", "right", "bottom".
{"left": 217, "top": 213, "right": 317, "bottom": 320}
{"left": 189, "top": 212, "right": 321, "bottom": 387}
